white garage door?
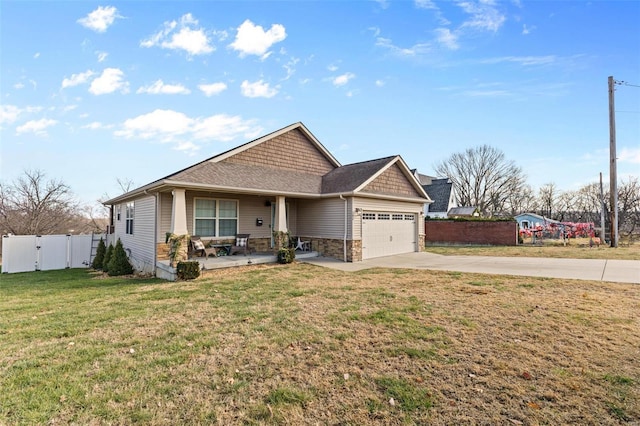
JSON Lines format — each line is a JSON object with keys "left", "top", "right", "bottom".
{"left": 362, "top": 212, "right": 417, "bottom": 260}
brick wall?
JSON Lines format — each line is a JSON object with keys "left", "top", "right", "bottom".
{"left": 425, "top": 221, "right": 518, "bottom": 246}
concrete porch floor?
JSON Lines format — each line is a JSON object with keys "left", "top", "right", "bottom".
{"left": 156, "top": 250, "right": 319, "bottom": 279}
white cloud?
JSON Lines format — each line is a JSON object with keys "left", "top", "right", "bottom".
{"left": 115, "top": 109, "right": 193, "bottom": 141}
{"left": 136, "top": 80, "right": 191, "bottom": 95}
{"left": 193, "top": 115, "right": 260, "bottom": 141}
{"left": 522, "top": 24, "right": 536, "bottom": 35}
{"left": 173, "top": 141, "right": 200, "bottom": 154}
{"left": 415, "top": 0, "right": 438, "bottom": 9}
{"left": 458, "top": 0, "right": 506, "bottom": 32}
{"left": 435, "top": 28, "right": 459, "bottom": 50}
{"left": 141, "top": 13, "right": 214, "bottom": 56}
{"left": 619, "top": 147, "right": 640, "bottom": 164}
{"left": 61, "top": 70, "right": 95, "bottom": 89}
{"left": 333, "top": 72, "right": 355, "bottom": 87}
{"left": 229, "top": 19, "right": 286, "bottom": 58}
{"left": 14, "top": 82, "right": 25, "bottom": 90}
{"left": 282, "top": 57, "right": 299, "bottom": 80}
{"left": 478, "top": 55, "right": 557, "bottom": 66}
{"left": 77, "top": 6, "right": 122, "bottom": 33}
{"left": 375, "top": 37, "right": 431, "bottom": 57}
{"left": 0, "top": 105, "right": 42, "bottom": 125}
{"left": 198, "top": 82, "right": 228, "bottom": 96}
{"left": 327, "top": 64, "right": 339, "bottom": 72}
{"left": 375, "top": 80, "right": 385, "bottom": 87}
{"left": 240, "top": 80, "right": 278, "bottom": 98}
{"left": 33, "top": 52, "right": 40, "bottom": 59}
{"left": 115, "top": 109, "right": 262, "bottom": 145}
{"left": 83, "top": 122, "right": 106, "bottom": 130}
{"left": 89, "top": 68, "right": 129, "bottom": 95}
{"left": 96, "top": 51, "right": 108, "bottom": 62}
{"left": 0, "top": 105, "right": 21, "bottom": 125}
{"left": 16, "top": 118, "right": 57, "bottom": 136}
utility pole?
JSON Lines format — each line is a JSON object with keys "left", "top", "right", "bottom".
{"left": 608, "top": 76, "right": 618, "bottom": 247}
{"left": 599, "top": 172, "right": 606, "bottom": 243}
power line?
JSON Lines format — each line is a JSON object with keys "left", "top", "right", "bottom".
{"left": 614, "top": 80, "right": 640, "bottom": 88}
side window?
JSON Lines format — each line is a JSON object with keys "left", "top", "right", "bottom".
{"left": 126, "top": 202, "right": 134, "bottom": 235}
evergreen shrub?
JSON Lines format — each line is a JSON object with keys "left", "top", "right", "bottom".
{"left": 107, "top": 239, "right": 134, "bottom": 276}
{"left": 103, "top": 244, "right": 114, "bottom": 274}
{"left": 91, "top": 238, "right": 106, "bottom": 270}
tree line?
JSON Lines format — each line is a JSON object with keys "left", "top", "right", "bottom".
{"left": 434, "top": 145, "right": 639, "bottom": 238}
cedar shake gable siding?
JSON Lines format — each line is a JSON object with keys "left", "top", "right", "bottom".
{"left": 362, "top": 163, "right": 424, "bottom": 198}
{"left": 222, "top": 128, "right": 336, "bottom": 176}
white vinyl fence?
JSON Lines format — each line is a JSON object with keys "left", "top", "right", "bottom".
{"left": 1, "top": 234, "right": 106, "bottom": 274}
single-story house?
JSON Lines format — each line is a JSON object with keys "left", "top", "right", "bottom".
{"left": 514, "top": 213, "right": 558, "bottom": 230}
{"left": 104, "top": 122, "right": 431, "bottom": 276}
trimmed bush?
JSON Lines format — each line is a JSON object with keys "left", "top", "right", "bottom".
{"left": 91, "top": 238, "right": 106, "bottom": 270}
{"left": 107, "top": 239, "right": 134, "bottom": 276}
{"left": 277, "top": 248, "right": 295, "bottom": 264}
{"left": 102, "top": 244, "right": 114, "bottom": 274}
{"left": 176, "top": 261, "right": 201, "bottom": 280}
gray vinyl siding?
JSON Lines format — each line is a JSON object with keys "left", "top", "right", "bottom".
{"left": 297, "top": 197, "right": 352, "bottom": 239}
{"left": 114, "top": 195, "right": 156, "bottom": 273}
{"left": 158, "top": 191, "right": 274, "bottom": 240}
{"left": 157, "top": 192, "right": 172, "bottom": 242}
{"left": 352, "top": 197, "right": 424, "bottom": 239}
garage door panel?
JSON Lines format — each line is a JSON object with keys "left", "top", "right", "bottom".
{"left": 362, "top": 212, "right": 416, "bottom": 259}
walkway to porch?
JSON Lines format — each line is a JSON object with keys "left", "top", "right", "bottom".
{"left": 156, "top": 250, "right": 320, "bottom": 280}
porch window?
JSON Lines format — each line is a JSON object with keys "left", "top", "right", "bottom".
{"left": 194, "top": 198, "right": 238, "bottom": 238}
{"left": 125, "top": 202, "right": 134, "bottom": 235}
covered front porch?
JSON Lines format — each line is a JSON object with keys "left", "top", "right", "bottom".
{"left": 156, "top": 249, "right": 319, "bottom": 280}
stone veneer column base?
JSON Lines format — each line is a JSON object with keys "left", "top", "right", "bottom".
{"left": 312, "top": 238, "right": 361, "bottom": 262}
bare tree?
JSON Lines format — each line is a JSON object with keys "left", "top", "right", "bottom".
{"left": 434, "top": 145, "right": 527, "bottom": 216}
{"left": 505, "top": 184, "right": 537, "bottom": 216}
{"left": 537, "top": 183, "right": 558, "bottom": 218}
{"left": 0, "top": 170, "right": 79, "bottom": 235}
{"left": 618, "top": 177, "right": 640, "bottom": 239}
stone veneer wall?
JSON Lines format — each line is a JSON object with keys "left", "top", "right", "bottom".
{"left": 313, "top": 238, "right": 361, "bottom": 262}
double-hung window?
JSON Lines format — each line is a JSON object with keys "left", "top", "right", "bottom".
{"left": 194, "top": 198, "right": 238, "bottom": 237}
{"left": 125, "top": 202, "right": 134, "bottom": 235}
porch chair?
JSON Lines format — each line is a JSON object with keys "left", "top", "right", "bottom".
{"left": 294, "top": 236, "right": 310, "bottom": 252}
{"left": 190, "top": 236, "right": 218, "bottom": 258}
{"left": 230, "top": 234, "right": 253, "bottom": 256}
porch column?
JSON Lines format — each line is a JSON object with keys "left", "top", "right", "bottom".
{"left": 274, "top": 195, "right": 288, "bottom": 232}
{"left": 170, "top": 188, "right": 189, "bottom": 235}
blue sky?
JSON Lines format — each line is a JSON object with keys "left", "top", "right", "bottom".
{"left": 1, "top": 0, "right": 639, "bottom": 208}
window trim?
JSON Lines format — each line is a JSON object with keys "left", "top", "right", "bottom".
{"left": 125, "top": 202, "right": 134, "bottom": 235}
{"left": 193, "top": 197, "right": 239, "bottom": 238}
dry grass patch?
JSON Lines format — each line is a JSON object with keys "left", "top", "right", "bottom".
{"left": 425, "top": 238, "right": 640, "bottom": 260}
{"left": 1, "top": 266, "right": 638, "bottom": 425}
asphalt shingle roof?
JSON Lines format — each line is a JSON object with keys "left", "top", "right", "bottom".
{"left": 422, "top": 178, "right": 452, "bottom": 212}
{"left": 168, "top": 161, "right": 323, "bottom": 194}
{"left": 321, "top": 156, "right": 396, "bottom": 193}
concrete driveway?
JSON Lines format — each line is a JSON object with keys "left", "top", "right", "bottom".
{"left": 302, "top": 252, "right": 640, "bottom": 284}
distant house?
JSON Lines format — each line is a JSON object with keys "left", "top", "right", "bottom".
{"left": 448, "top": 207, "right": 480, "bottom": 218}
{"left": 413, "top": 172, "right": 456, "bottom": 218}
{"left": 103, "top": 122, "right": 431, "bottom": 276}
{"left": 514, "top": 213, "right": 558, "bottom": 230}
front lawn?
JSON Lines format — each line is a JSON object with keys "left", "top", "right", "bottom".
{"left": 1, "top": 266, "right": 638, "bottom": 424}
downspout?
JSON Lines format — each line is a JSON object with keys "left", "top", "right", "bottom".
{"left": 339, "top": 195, "right": 347, "bottom": 262}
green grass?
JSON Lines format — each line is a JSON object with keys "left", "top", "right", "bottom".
{"left": 1, "top": 266, "right": 638, "bottom": 425}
